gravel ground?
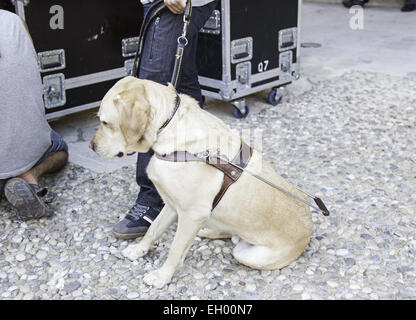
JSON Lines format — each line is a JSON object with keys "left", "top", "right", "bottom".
{"left": 0, "top": 70, "right": 415, "bottom": 300}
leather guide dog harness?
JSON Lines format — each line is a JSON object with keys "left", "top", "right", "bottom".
{"left": 154, "top": 94, "right": 329, "bottom": 216}
{"left": 156, "top": 142, "right": 253, "bottom": 211}
{"left": 154, "top": 91, "right": 329, "bottom": 216}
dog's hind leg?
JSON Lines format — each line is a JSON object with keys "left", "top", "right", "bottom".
{"left": 122, "top": 205, "right": 177, "bottom": 261}
{"left": 198, "top": 228, "right": 232, "bottom": 239}
{"left": 143, "top": 209, "right": 210, "bottom": 288}
{"left": 232, "top": 239, "right": 301, "bottom": 270}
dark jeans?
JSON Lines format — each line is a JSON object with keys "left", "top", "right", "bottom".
{"left": 0, "top": 129, "right": 68, "bottom": 197}
{"left": 134, "top": 1, "right": 218, "bottom": 207}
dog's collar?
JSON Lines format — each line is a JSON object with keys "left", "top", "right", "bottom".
{"left": 157, "top": 93, "right": 181, "bottom": 136}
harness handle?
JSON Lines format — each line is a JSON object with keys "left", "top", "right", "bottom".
{"left": 202, "top": 150, "right": 331, "bottom": 217}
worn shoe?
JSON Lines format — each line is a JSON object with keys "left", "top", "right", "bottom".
{"left": 112, "top": 202, "right": 163, "bottom": 240}
{"left": 4, "top": 178, "right": 54, "bottom": 221}
{"left": 342, "top": 0, "right": 368, "bottom": 8}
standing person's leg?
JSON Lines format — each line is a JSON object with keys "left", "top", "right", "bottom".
{"left": 113, "top": 3, "right": 185, "bottom": 239}
{"left": 113, "top": 1, "right": 218, "bottom": 239}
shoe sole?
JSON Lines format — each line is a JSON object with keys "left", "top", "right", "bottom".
{"left": 112, "top": 230, "right": 147, "bottom": 240}
{"left": 4, "top": 178, "right": 53, "bottom": 221}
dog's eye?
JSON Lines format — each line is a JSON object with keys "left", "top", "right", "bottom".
{"left": 102, "top": 121, "right": 108, "bottom": 126}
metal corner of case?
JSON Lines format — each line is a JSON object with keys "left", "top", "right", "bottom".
{"left": 200, "top": 9, "right": 221, "bottom": 35}
{"left": 12, "top": 0, "right": 29, "bottom": 20}
{"left": 219, "top": 89, "right": 235, "bottom": 101}
{"left": 11, "top": 0, "right": 30, "bottom": 5}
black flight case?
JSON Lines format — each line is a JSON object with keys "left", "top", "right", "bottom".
{"left": 7, "top": 0, "right": 143, "bottom": 120}
{"left": 197, "top": 0, "right": 301, "bottom": 118}
{"left": 5, "top": 0, "right": 301, "bottom": 120}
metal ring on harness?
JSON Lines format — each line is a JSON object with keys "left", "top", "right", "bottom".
{"left": 177, "top": 36, "right": 189, "bottom": 46}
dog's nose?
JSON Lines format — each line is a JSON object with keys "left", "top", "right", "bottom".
{"left": 89, "top": 142, "right": 96, "bottom": 151}
{"left": 117, "top": 152, "right": 124, "bottom": 158}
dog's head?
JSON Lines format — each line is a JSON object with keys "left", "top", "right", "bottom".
{"left": 90, "top": 76, "right": 151, "bottom": 158}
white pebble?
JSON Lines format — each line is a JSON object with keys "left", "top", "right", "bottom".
{"left": 16, "top": 253, "right": 26, "bottom": 262}
{"left": 127, "top": 292, "right": 139, "bottom": 299}
{"left": 245, "top": 284, "right": 256, "bottom": 292}
{"left": 194, "top": 272, "right": 204, "bottom": 280}
{"left": 36, "top": 251, "right": 48, "bottom": 260}
{"left": 302, "top": 293, "right": 311, "bottom": 300}
{"left": 293, "top": 284, "right": 304, "bottom": 291}
{"left": 336, "top": 249, "right": 349, "bottom": 256}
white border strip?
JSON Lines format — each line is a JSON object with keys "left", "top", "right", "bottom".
{"left": 65, "top": 68, "right": 126, "bottom": 90}
{"left": 46, "top": 100, "right": 101, "bottom": 121}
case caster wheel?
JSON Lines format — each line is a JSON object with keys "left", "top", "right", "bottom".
{"left": 233, "top": 105, "right": 250, "bottom": 119}
{"left": 232, "top": 100, "right": 250, "bottom": 119}
{"left": 268, "top": 88, "right": 283, "bottom": 106}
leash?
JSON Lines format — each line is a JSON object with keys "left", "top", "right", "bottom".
{"left": 130, "top": 0, "right": 193, "bottom": 141}
{"left": 171, "top": 0, "right": 193, "bottom": 87}
{"left": 132, "top": 0, "right": 193, "bottom": 89}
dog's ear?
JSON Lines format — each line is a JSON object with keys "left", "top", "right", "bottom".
{"left": 113, "top": 84, "right": 150, "bottom": 148}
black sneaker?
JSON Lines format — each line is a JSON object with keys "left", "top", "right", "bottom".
{"left": 402, "top": 1, "right": 416, "bottom": 12}
{"left": 4, "top": 178, "right": 54, "bottom": 221}
{"left": 0, "top": 180, "right": 5, "bottom": 201}
{"left": 112, "top": 202, "right": 163, "bottom": 240}
{"left": 342, "top": 0, "right": 368, "bottom": 8}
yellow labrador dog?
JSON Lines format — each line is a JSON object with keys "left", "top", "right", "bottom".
{"left": 91, "top": 76, "right": 313, "bottom": 288}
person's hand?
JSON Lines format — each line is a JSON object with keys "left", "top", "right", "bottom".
{"left": 164, "top": 0, "right": 187, "bottom": 14}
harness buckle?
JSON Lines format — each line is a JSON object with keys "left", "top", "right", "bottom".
{"left": 195, "top": 148, "right": 221, "bottom": 162}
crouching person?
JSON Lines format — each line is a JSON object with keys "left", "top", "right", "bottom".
{"left": 0, "top": 9, "right": 68, "bottom": 220}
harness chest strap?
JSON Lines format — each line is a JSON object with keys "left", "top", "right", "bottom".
{"left": 155, "top": 142, "right": 253, "bottom": 211}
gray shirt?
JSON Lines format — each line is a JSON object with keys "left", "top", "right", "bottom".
{"left": 0, "top": 10, "right": 51, "bottom": 179}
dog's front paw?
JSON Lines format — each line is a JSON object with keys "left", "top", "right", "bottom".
{"left": 122, "top": 243, "right": 149, "bottom": 261}
{"left": 143, "top": 269, "right": 173, "bottom": 288}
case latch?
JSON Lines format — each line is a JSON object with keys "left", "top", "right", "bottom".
{"left": 279, "top": 51, "right": 293, "bottom": 82}
{"left": 236, "top": 61, "right": 251, "bottom": 92}
{"left": 42, "top": 73, "right": 66, "bottom": 109}
{"left": 124, "top": 58, "right": 135, "bottom": 76}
